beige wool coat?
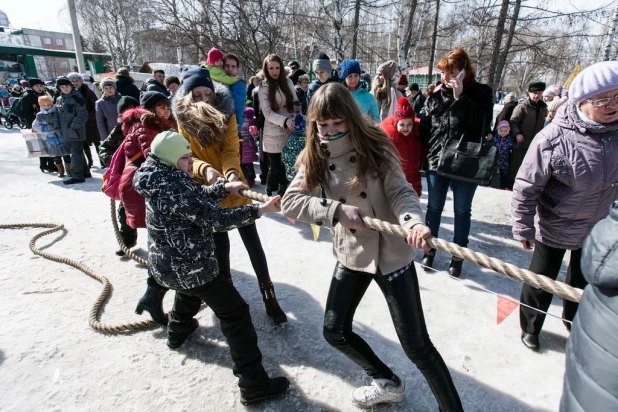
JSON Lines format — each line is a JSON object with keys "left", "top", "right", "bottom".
{"left": 281, "top": 134, "right": 425, "bottom": 275}
{"left": 258, "top": 78, "right": 296, "bottom": 153}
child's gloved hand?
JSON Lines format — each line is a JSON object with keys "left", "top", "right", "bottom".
{"left": 334, "top": 204, "right": 366, "bottom": 231}
{"left": 259, "top": 195, "right": 281, "bottom": 215}
{"left": 224, "top": 181, "right": 249, "bottom": 197}
{"left": 249, "top": 125, "right": 258, "bottom": 137}
{"left": 407, "top": 224, "right": 431, "bottom": 252}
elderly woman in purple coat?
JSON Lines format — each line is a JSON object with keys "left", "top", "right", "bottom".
{"left": 511, "top": 61, "right": 618, "bottom": 352}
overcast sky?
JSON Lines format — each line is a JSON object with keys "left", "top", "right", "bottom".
{"left": 1, "top": 0, "right": 613, "bottom": 36}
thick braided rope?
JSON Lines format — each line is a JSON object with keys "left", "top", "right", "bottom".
{"left": 0, "top": 223, "right": 157, "bottom": 333}
{"left": 360, "top": 216, "right": 582, "bottom": 303}
{"left": 239, "top": 189, "right": 582, "bottom": 303}
{"left": 110, "top": 199, "right": 148, "bottom": 266}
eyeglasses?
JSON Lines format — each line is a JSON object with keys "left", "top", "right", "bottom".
{"left": 587, "top": 94, "right": 618, "bottom": 107}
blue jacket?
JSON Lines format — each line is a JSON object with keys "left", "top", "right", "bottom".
{"left": 560, "top": 202, "right": 618, "bottom": 412}
{"left": 487, "top": 132, "right": 519, "bottom": 170}
{"left": 351, "top": 80, "right": 380, "bottom": 122}
{"left": 307, "top": 75, "right": 339, "bottom": 106}
{"left": 229, "top": 80, "right": 246, "bottom": 128}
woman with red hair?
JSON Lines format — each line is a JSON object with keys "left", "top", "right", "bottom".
{"left": 419, "top": 48, "right": 493, "bottom": 277}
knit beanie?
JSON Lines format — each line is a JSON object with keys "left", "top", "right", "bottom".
{"left": 288, "top": 60, "right": 300, "bottom": 69}
{"left": 397, "top": 74, "right": 408, "bottom": 86}
{"left": 181, "top": 67, "right": 215, "bottom": 95}
{"left": 206, "top": 47, "right": 224, "bottom": 65}
{"left": 244, "top": 107, "right": 255, "bottom": 126}
{"left": 528, "top": 82, "right": 546, "bottom": 92}
{"left": 542, "top": 86, "right": 560, "bottom": 99}
{"left": 409, "top": 83, "right": 420, "bottom": 91}
{"left": 67, "top": 72, "right": 84, "bottom": 82}
{"left": 140, "top": 91, "right": 169, "bottom": 111}
{"left": 117, "top": 96, "right": 139, "bottom": 114}
{"left": 56, "top": 77, "right": 72, "bottom": 88}
{"left": 394, "top": 97, "right": 415, "bottom": 122}
{"left": 568, "top": 61, "right": 618, "bottom": 104}
{"left": 313, "top": 52, "right": 331, "bottom": 72}
{"left": 339, "top": 59, "right": 361, "bottom": 80}
{"left": 100, "top": 78, "right": 116, "bottom": 89}
{"left": 496, "top": 120, "right": 510, "bottom": 132}
{"left": 29, "top": 78, "right": 44, "bottom": 88}
{"left": 117, "top": 68, "right": 130, "bottom": 76}
{"left": 151, "top": 131, "right": 192, "bottom": 168}
{"left": 377, "top": 60, "right": 397, "bottom": 81}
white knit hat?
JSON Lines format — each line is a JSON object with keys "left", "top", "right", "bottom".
{"left": 569, "top": 61, "right": 618, "bottom": 104}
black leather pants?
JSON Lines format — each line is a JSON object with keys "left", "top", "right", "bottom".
{"left": 323, "top": 262, "right": 463, "bottom": 411}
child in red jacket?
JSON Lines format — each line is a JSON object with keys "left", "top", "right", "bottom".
{"left": 381, "top": 97, "right": 426, "bottom": 197}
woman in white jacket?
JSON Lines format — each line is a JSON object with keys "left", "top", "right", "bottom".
{"left": 258, "top": 54, "right": 297, "bottom": 196}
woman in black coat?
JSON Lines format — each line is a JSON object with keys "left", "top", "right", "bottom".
{"left": 68, "top": 73, "right": 101, "bottom": 168}
{"left": 419, "top": 48, "right": 493, "bottom": 278}
{"left": 492, "top": 93, "right": 518, "bottom": 134}
{"left": 115, "top": 68, "right": 141, "bottom": 102}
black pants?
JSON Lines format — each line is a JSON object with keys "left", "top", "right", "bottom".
{"left": 212, "top": 223, "right": 269, "bottom": 282}
{"left": 507, "top": 146, "right": 528, "bottom": 189}
{"left": 84, "top": 141, "right": 100, "bottom": 168}
{"left": 258, "top": 129, "right": 269, "bottom": 183}
{"left": 118, "top": 201, "right": 137, "bottom": 247}
{"left": 520, "top": 240, "right": 586, "bottom": 335}
{"left": 68, "top": 140, "right": 87, "bottom": 179}
{"left": 499, "top": 168, "right": 509, "bottom": 189}
{"left": 168, "top": 275, "right": 268, "bottom": 390}
{"left": 323, "top": 262, "right": 463, "bottom": 411}
{"left": 264, "top": 152, "right": 288, "bottom": 193}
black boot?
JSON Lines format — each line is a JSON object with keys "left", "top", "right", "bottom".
{"left": 46, "top": 158, "right": 58, "bottom": 172}
{"left": 421, "top": 248, "right": 436, "bottom": 269}
{"left": 240, "top": 376, "right": 290, "bottom": 406}
{"left": 135, "top": 277, "right": 169, "bottom": 325}
{"left": 448, "top": 257, "right": 464, "bottom": 278}
{"left": 63, "top": 177, "right": 86, "bottom": 185}
{"left": 167, "top": 318, "right": 199, "bottom": 349}
{"left": 259, "top": 279, "right": 287, "bottom": 325}
{"left": 39, "top": 158, "right": 48, "bottom": 173}
{"left": 521, "top": 332, "right": 540, "bottom": 352}
{"left": 115, "top": 238, "right": 137, "bottom": 256}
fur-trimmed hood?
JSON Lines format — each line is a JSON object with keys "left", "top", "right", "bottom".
{"left": 172, "top": 81, "right": 234, "bottom": 120}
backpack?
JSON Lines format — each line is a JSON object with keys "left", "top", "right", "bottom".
{"left": 101, "top": 141, "right": 141, "bottom": 200}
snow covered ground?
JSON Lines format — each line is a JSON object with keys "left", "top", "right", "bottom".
{"left": 0, "top": 124, "right": 571, "bottom": 411}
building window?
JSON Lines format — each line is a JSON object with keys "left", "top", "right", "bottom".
{"left": 56, "top": 39, "right": 63, "bottom": 46}
{"left": 43, "top": 38, "right": 51, "bottom": 45}
{"left": 61, "top": 62, "right": 68, "bottom": 68}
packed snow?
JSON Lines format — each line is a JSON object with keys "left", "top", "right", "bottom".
{"left": 0, "top": 125, "right": 570, "bottom": 411}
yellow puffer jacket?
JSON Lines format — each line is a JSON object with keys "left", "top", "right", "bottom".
{"left": 179, "top": 114, "right": 252, "bottom": 209}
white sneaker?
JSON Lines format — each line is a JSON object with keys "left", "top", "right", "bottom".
{"left": 351, "top": 376, "right": 405, "bottom": 407}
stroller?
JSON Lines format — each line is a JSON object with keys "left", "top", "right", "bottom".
{"left": 2, "top": 98, "right": 28, "bottom": 130}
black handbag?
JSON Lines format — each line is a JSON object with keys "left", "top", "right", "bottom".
{"left": 436, "top": 114, "right": 497, "bottom": 185}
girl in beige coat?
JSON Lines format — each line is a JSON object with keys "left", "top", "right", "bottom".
{"left": 281, "top": 83, "right": 462, "bottom": 410}
{"left": 258, "top": 54, "right": 297, "bottom": 196}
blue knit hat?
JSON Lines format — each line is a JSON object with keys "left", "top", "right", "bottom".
{"left": 340, "top": 60, "right": 361, "bottom": 81}
{"left": 569, "top": 61, "right": 618, "bottom": 104}
{"left": 181, "top": 67, "right": 215, "bottom": 96}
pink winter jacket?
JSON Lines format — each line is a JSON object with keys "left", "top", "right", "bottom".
{"left": 511, "top": 100, "right": 618, "bottom": 250}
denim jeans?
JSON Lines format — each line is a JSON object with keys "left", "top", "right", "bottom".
{"left": 425, "top": 171, "right": 478, "bottom": 247}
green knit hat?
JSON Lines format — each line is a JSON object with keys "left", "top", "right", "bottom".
{"left": 151, "top": 131, "right": 192, "bottom": 168}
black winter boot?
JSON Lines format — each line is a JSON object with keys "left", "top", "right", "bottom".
{"left": 135, "top": 277, "right": 169, "bottom": 325}
{"left": 259, "top": 279, "right": 287, "bottom": 325}
{"left": 421, "top": 248, "right": 436, "bottom": 269}
{"left": 240, "top": 376, "right": 290, "bottom": 406}
{"left": 167, "top": 318, "right": 199, "bottom": 349}
{"left": 448, "top": 257, "right": 464, "bottom": 278}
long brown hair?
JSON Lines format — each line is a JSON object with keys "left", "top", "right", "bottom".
{"left": 262, "top": 54, "right": 294, "bottom": 112}
{"left": 437, "top": 48, "right": 476, "bottom": 84}
{"left": 298, "top": 83, "right": 400, "bottom": 191}
{"left": 175, "top": 93, "right": 227, "bottom": 148}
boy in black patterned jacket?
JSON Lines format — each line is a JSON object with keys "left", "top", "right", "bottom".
{"left": 133, "top": 131, "right": 289, "bottom": 405}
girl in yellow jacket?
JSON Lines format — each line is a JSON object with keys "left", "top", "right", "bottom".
{"left": 281, "top": 83, "right": 462, "bottom": 410}
{"left": 173, "top": 67, "right": 286, "bottom": 325}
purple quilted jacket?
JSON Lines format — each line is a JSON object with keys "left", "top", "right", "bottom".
{"left": 511, "top": 100, "right": 618, "bottom": 250}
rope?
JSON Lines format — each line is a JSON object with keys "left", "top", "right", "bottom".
{"left": 238, "top": 189, "right": 583, "bottom": 303}
{"left": 0, "top": 222, "right": 158, "bottom": 333}
{"left": 110, "top": 199, "right": 147, "bottom": 266}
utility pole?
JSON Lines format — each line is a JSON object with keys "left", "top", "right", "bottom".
{"left": 67, "top": 0, "right": 86, "bottom": 73}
